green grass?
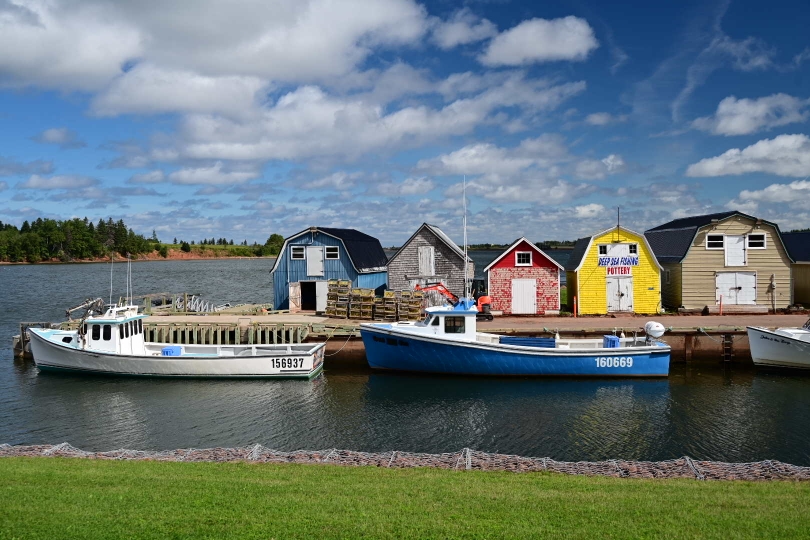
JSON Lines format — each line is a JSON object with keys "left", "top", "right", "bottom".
{"left": 1, "top": 458, "right": 809, "bottom": 539}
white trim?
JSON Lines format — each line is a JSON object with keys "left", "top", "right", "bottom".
{"left": 747, "top": 233, "right": 766, "bottom": 250}
{"left": 515, "top": 251, "right": 532, "bottom": 266}
{"left": 325, "top": 245, "right": 340, "bottom": 259}
{"left": 290, "top": 245, "right": 305, "bottom": 259}
{"left": 483, "top": 236, "right": 564, "bottom": 272}
{"left": 706, "top": 234, "right": 725, "bottom": 250}
{"left": 598, "top": 244, "right": 608, "bottom": 255}
{"left": 572, "top": 226, "right": 663, "bottom": 272}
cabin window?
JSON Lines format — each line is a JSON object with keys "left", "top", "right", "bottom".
{"left": 325, "top": 246, "right": 339, "bottom": 259}
{"left": 516, "top": 252, "right": 532, "bottom": 266}
{"left": 103, "top": 325, "right": 112, "bottom": 341}
{"left": 629, "top": 244, "right": 638, "bottom": 254}
{"left": 290, "top": 246, "right": 305, "bottom": 260}
{"left": 138, "top": 319, "right": 143, "bottom": 333}
{"left": 119, "top": 325, "right": 124, "bottom": 339}
{"left": 706, "top": 235, "right": 724, "bottom": 249}
{"left": 91, "top": 324, "right": 100, "bottom": 341}
{"left": 62, "top": 337, "right": 73, "bottom": 344}
{"left": 125, "top": 322, "right": 130, "bottom": 338}
{"left": 445, "top": 316, "right": 465, "bottom": 334}
{"left": 598, "top": 245, "right": 607, "bottom": 255}
{"left": 747, "top": 234, "right": 766, "bottom": 249}
{"left": 431, "top": 317, "right": 440, "bottom": 326}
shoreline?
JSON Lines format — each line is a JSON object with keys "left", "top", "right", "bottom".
{"left": 0, "top": 252, "right": 278, "bottom": 265}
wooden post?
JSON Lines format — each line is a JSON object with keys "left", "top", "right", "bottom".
{"left": 719, "top": 295, "right": 723, "bottom": 316}
{"left": 573, "top": 296, "right": 578, "bottom": 318}
{"left": 684, "top": 334, "right": 693, "bottom": 361}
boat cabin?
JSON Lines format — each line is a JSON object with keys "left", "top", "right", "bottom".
{"left": 79, "top": 306, "right": 148, "bottom": 355}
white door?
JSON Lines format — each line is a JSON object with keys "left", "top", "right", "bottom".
{"left": 418, "top": 246, "right": 435, "bottom": 276}
{"left": 315, "top": 281, "right": 329, "bottom": 312}
{"left": 607, "top": 276, "right": 633, "bottom": 312}
{"left": 725, "top": 235, "right": 746, "bottom": 266}
{"left": 511, "top": 279, "right": 537, "bottom": 314}
{"left": 289, "top": 282, "right": 301, "bottom": 312}
{"left": 306, "top": 246, "right": 324, "bottom": 276}
{"left": 717, "top": 272, "right": 757, "bottom": 305}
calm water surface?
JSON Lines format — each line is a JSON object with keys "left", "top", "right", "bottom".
{"left": 1, "top": 259, "right": 809, "bottom": 464}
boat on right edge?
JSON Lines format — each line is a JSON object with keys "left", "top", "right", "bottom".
{"left": 747, "top": 319, "right": 810, "bottom": 369}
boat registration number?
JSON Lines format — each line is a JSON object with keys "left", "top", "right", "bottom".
{"left": 595, "top": 357, "right": 633, "bottom": 368}
{"left": 271, "top": 357, "right": 307, "bottom": 369}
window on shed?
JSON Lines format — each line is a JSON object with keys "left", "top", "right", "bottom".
{"left": 103, "top": 325, "right": 112, "bottom": 341}
{"left": 516, "top": 252, "right": 532, "bottom": 266}
{"left": 325, "top": 246, "right": 339, "bottom": 259}
{"left": 290, "top": 246, "right": 305, "bottom": 259}
{"left": 598, "top": 245, "right": 607, "bottom": 255}
{"left": 706, "top": 235, "right": 724, "bottom": 249}
{"left": 747, "top": 234, "right": 766, "bottom": 249}
{"left": 665, "top": 269, "right": 671, "bottom": 285}
{"left": 629, "top": 244, "right": 638, "bottom": 254}
{"left": 444, "top": 316, "right": 466, "bottom": 334}
{"left": 91, "top": 324, "right": 100, "bottom": 341}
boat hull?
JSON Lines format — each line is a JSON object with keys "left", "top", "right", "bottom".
{"left": 360, "top": 326, "right": 670, "bottom": 377}
{"left": 29, "top": 329, "right": 324, "bottom": 379}
{"left": 747, "top": 326, "right": 810, "bottom": 369}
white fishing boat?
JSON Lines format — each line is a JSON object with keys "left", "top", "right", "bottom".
{"left": 29, "top": 300, "right": 324, "bottom": 379}
{"left": 747, "top": 319, "right": 810, "bottom": 370}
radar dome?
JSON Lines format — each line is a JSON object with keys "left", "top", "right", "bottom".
{"left": 644, "top": 321, "right": 665, "bottom": 338}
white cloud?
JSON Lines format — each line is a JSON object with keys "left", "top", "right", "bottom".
{"left": 374, "top": 177, "right": 435, "bottom": 196}
{"left": 128, "top": 171, "right": 166, "bottom": 184}
{"left": 32, "top": 128, "right": 86, "bottom": 149}
{"left": 692, "top": 94, "right": 810, "bottom": 136}
{"left": 91, "top": 64, "right": 266, "bottom": 118}
{"left": 167, "top": 162, "right": 260, "bottom": 185}
{"left": 0, "top": 156, "right": 53, "bottom": 177}
{"left": 574, "top": 154, "right": 625, "bottom": 180}
{"left": 0, "top": 181, "right": 7, "bottom": 192}
{"left": 431, "top": 8, "right": 496, "bottom": 50}
{"left": 574, "top": 203, "right": 605, "bottom": 218}
{"left": 480, "top": 17, "right": 598, "bottom": 66}
{"left": 602, "top": 154, "right": 626, "bottom": 174}
{"left": 584, "top": 112, "right": 627, "bottom": 126}
{"left": 686, "top": 134, "right": 810, "bottom": 178}
{"left": 301, "top": 172, "right": 361, "bottom": 191}
{"left": 18, "top": 175, "right": 98, "bottom": 189}
{"left": 177, "top": 75, "right": 585, "bottom": 161}
{"left": 737, "top": 180, "right": 810, "bottom": 204}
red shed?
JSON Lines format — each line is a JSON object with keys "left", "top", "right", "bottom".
{"left": 484, "top": 237, "right": 563, "bottom": 315}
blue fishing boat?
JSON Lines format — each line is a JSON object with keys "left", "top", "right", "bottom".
{"left": 360, "top": 300, "right": 670, "bottom": 377}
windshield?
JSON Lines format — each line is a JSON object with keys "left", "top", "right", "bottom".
{"left": 420, "top": 314, "right": 433, "bottom": 326}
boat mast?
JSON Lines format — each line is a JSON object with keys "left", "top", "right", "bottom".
{"left": 109, "top": 247, "right": 114, "bottom": 307}
{"left": 463, "top": 175, "right": 470, "bottom": 299}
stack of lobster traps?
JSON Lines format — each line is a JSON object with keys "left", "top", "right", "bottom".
{"left": 325, "top": 280, "right": 351, "bottom": 319}
{"left": 325, "top": 285, "right": 425, "bottom": 321}
{"left": 348, "top": 288, "right": 375, "bottom": 320}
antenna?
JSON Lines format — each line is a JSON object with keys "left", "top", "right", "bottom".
{"left": 463, "top": 175, "right": 470, "bottom": 299}
{"left": 109, "top": 248, "right": 114, "bottom": 307}
{"left": 617, "top": 206, "right": 621, "bottom": 241}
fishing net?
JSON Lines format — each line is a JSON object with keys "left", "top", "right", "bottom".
{"left": 2, "top": 443, "right": 808, "bottom": 481}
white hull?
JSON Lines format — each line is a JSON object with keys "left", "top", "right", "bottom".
{"left": 29, "top": 329, "right": 325, "bottom": 378}
{"left": 747, "top": 326, "right": 810, "bottom": 369}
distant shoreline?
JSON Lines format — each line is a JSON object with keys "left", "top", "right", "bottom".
{"left": 0, "top": 250, "right": 278, "bottom": 266}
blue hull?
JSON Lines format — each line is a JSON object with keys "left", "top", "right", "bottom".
{"left": 361, "top": 327, "right": 670, "bottom": 377}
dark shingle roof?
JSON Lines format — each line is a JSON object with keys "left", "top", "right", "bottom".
{"left": 319, "top": 227, "right": 388, "bottom": 272}
{"left": 782, "top": 232, "right": 810, "bottom": 262}
{"left": 564, "top": 237, "right": 591, "bottom": 272}
{"left": 646, "top": 211, "right": 739, "bottom": 232}
{"left": 644, "top": 228, "right": 696, "bottom": 264}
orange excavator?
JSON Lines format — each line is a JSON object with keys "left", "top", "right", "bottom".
{"left": 414, "top": 282, "right": 494, "bottom": 321}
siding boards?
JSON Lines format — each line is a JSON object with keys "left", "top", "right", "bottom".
{"left": 387, "top": 227, "right": 471, "bottom": 295}
{"left": 680, "top": 219, "right": 791, "bottom": 309}
{"left": 792, "top": 264, "right": 810, "bottom": 305}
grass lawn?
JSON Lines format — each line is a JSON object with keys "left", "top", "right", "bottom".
{"left": 1, "top": 458, "right": 809, "bottom": 539}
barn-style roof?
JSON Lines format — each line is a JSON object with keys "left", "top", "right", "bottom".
{"left": 270, "top": 226, "right": 388, "bottom": 274}
{"left": 564, "top": 226, "right": 662, "bottom": 272}
{"left": 389, "top": 223, "right": 472, "bottom": 263}
{"left": 643, "top": 211, "right": 793, "bottom": 264}
{"left": 782, "top": 231, "right": 810, "bottom": 263}
{"left": 483, "top": 237, "right": 563, "bottom": 272}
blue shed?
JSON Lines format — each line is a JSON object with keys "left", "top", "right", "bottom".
{"left": 271, "top": 227, "right": 389, "bottom": 311}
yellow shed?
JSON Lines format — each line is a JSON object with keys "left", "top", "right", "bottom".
{"left": 565, "top": 226, "right": 662, "bottom": 314}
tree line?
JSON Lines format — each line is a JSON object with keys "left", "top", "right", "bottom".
{"left": 0, "top": 218, "right": 287, "bottom": 263}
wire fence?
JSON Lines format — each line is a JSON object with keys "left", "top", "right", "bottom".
{"left": 1, "top": 443, "right": 808, "bottom": 481}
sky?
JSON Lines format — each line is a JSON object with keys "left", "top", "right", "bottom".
{"left": 1, "top": 0, "right": 810, "bottom": 246}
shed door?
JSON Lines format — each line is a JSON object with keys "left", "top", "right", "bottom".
{"left": 418, "top": 246, "right": 435, "bottom": 276}
{"left": 511, "top": 279, "right": 537, "bottom": 314}
{"left": 289, "top": 282, "right": 301, "bottom": 312}
{"left": 717, "top": 272, "right": 756, "bottom": 305}
{"left": 315, "top": 281, "right": 329, "bottom": 312}
{"left": 607, "top": 276, "right": 633, "bottom": 312}
{"left": 306, "top": 246, "right": 324, "bottom": 276}
{"left": 725, "top": 235, "right": 746, "bottom": 266}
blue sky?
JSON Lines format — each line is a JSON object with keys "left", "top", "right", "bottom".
{"left": 1, "top": 0, "right": 810, "bottom": 245}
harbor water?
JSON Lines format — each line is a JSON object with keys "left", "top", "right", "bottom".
{"left": 1, "top": 258, "right": 809, "bottom": 465}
